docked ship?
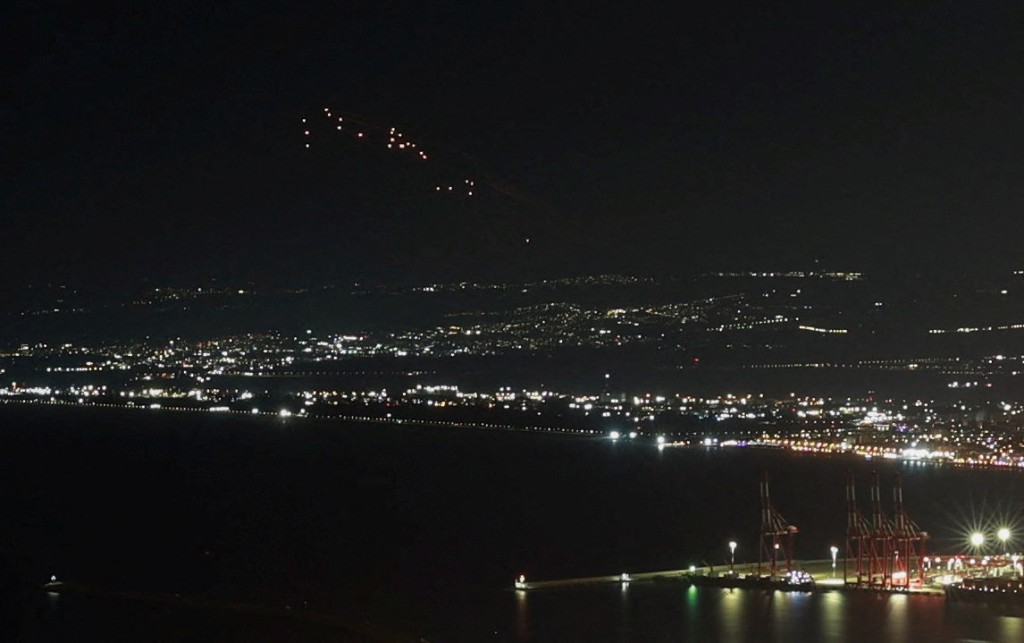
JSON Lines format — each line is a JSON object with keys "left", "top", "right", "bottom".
{"left": 688, "top": 570, "right": 815, "bottom": 591}
{"left": 945, "top": 576, "right": 1024, "bottom": 602}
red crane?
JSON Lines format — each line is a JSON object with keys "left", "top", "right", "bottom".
{"left": 758, "top": 470, "right": 798, "bottom": 577}
{"left": 844, "top": 470, "right": 874, "bottom": 586}
{"left": 869, "top": 470, "right": 895, "bottom": 587}
{"left": 890, "top": 472, "right": 929, "bottom": 588}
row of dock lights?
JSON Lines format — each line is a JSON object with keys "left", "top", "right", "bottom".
{"left": 608, "top": 431, "right": 638, "bottom": 440}
{"left": 608, "top": 431, "right": 667, "bottom": 446}
{"left": 722, "top": 541, "right": 840, "bottom": 576}
{"left": 515, "top": 571, "right": 634, "bottom": 590}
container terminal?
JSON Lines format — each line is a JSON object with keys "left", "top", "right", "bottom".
{"left": 514, "top": 471, "right": 1022, "bottom": 601}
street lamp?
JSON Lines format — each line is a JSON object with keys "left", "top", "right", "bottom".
{"left": 998, "top": 528, "right": 1010, "bottom": 554}
{"left": 970, "top": 532, "right": 985, "bottom": 550}
{"left": 729, "top": 541, "right": 737, "bottom": 574}
{"left": 830, "top": 546, "right": 839, "bottom": 578}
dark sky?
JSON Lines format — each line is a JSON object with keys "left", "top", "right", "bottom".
{"left": 5, "top": 1, "right": 1024, "bottom": 286}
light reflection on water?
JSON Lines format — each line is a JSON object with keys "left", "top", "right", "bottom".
{"left": 684, "top": 583, "right": 699, "bottom": 641}
{"left": 997, "top": 613, "right": 1024, "bottom": 640}
{"left": 514, "top": 589, "right": 528, "bottom": 641}
{"left": 886, "top": 593, "right": 908, "bottom": 643}
{"left": 719, "top": 588, "right": 744, "bottom": 641}
{"left": 513, "top": 585, "right": 1024, "bottom": 643}
{"left": 819, "top": 590, "right": 846, "bottom": 642}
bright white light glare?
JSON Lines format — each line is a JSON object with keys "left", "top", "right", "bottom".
{"left": 999, "top": 528, "right": 1011, "bottom": 541}
{"left": 609, "top": 431, "right": 621, "bottom": 440}
{"left": 970, "top": 532, "right": 985, "bottom": 547}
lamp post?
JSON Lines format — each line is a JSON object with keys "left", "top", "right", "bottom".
{"left": 970, "top": 532, "right": 985, "bottom": 572}
{"left": 774, "top": 542, "right": 780, "bottom": 574}
{"left": 998, "top": 528, "right": 1010, "bottom": 555}
{"left": 729, "top": 541, "right": 737, "bottom": 574}
{"left": 830, "top": 546, "right": 839, "bottom": 578}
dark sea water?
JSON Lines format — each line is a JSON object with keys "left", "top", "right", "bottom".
{"left": 3, "top": 403, "right": 1024, "bottom": 641}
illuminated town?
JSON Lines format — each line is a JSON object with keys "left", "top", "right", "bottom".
{"left": 4, "top": 271, "right": 1024, "bottom": 471}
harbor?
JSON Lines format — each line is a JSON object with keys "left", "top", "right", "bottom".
{"left": 515, "top": 469, "right": 1021, "bottom": 604}
{"left": 514, "top": 558, "right": 944, "bottom": 595}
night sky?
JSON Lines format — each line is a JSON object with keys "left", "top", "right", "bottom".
{"left": 5, "top": 2, "right": 1024, "bottom": 286}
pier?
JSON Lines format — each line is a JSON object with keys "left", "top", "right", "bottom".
{"left": 515, "top": 559, "right": 944, "bottom": 595}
